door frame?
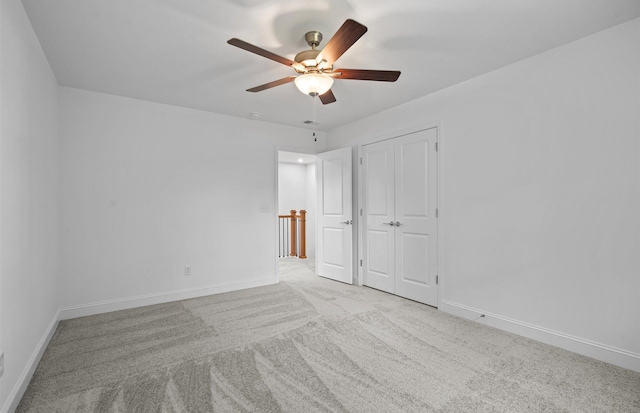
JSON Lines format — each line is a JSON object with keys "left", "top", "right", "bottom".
{"left": 356, "top": 121, "right": 443, "bottom": 307}
{"left": 274, "top": 145, "right": 318, "bottom": 284}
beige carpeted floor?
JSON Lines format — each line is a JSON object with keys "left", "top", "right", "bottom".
{"left": 17, "top": 258, "right": 640, "bottom": 412}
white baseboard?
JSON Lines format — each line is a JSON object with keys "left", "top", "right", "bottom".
{"left": 59, "top": 276, "right": 277, "bottom": 320}
{"left": 440, "top": 299, "right": 640, "bottom": 373}
{"left": 1, "top": 310, "right": 60, "bottom": 413}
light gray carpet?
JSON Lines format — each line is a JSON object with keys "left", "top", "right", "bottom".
{"left": 17, "top": 258, "right": 640, "bottom": 412}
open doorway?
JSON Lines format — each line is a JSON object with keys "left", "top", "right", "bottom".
{"left": 276, "top": 147, "right": 355, "bottom": 284}
{"left": 277, "top": 151, "right": 317, "bottom": 276}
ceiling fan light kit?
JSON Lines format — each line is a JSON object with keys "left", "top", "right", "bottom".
{"left": 294, "top": 73, "right": 334, "bottom": 96}
{"left": 227, "top": 19, "right": 401, "bottom": 104}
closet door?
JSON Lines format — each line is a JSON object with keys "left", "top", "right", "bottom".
{"left": 362, "top": 139, "right": 395, "bottom": 293}
{"left": 394, "top": 128, "right": 438, "bottom": 306}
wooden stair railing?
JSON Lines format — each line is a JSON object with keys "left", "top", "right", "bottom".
{"left": 278, "top": 210, "right": 307, "bottom": 259}
{"left": 299, "top": 210, "right": 307, "bottom": 259}
{"left": 290, "top": 210, "right": 297, "bottom": 257}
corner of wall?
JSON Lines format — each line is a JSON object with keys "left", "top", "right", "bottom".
{"left": 0, "top": 312, "right": 59, "bottom": 413}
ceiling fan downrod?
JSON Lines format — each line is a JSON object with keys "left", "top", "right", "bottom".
{"left": 305, "top": 31, "right": 322, "bottom": 49}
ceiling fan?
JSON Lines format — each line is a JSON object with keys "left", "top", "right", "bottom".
{"left": 227, "top": 19, "right": 401, "bottom": 104}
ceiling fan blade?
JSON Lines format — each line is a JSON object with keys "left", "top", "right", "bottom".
{"left": 246, "top": 76, "right": 297, "bottom": 92}
{"left": 319, "top": 89, "right": 337, "bottom": 105}
{"left": 316, "top": 19, "right": 368, "bottom": 66}
{"left": 334, "top": 68, "right": 401, "bottom": 82}
{"left": 228, "top": 38, "right": 305, "bottom": 71}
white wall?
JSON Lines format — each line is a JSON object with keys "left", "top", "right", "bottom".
{"left": 58, "top": 87, "right": 325, "bottom": 314}
{"left": 0, "top": 0, "right": 59, "bottom": 410}
{"left": 278, "top": 163, "right": 307, "bottom": 215}
{"left": 327, "top": 19, "right": 640, "bottom": 370}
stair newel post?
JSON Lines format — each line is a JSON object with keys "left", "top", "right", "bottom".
{"left": 290, "top": 210, "right": 297, "bottom": 257}
{"left": 299, "top": 210, "right": 307, "bottom": 259}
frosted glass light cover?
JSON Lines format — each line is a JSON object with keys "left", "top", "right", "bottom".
{"left": 294, "top": 73, "right": 334, "bottom": 96}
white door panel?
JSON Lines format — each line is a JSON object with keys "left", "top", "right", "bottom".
{"left": 322, "top": 158, "right": 345, "bottom": 215}
{"left": 398, "top": 233, "right": 429, "bottom": 285}
{"left": 322, "top": 227, "right": 345, "bottom": 266}
{"left": 365, "top": 228, "right": 394, "bottom": 291}
{"left": 317, "top": 147, "right": 353, "bottom": 284}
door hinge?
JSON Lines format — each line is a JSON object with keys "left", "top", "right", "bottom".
{"left": 360, "top": 157, "right": 362, "bottom": 165}
{"left": 360, "top": 208, "right": 363, "bottom": 216}
{"left": 435, "top": 208, "right": 439, "bottom": 218}
{"left": 436, "top": 275, "right": 439, "bottom": 285}
{"left": 435, "top": 142, "right": 438, "bottom": 152}
{"left": 360, "top": 259, "right": 363, "bottom": 266}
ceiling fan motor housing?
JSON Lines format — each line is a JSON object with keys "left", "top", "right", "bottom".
{"left": 295, "top": 31, "right": 325, "bottom": 70}
{"left": 294, "top": 49, "right": 321, "bottom": 68}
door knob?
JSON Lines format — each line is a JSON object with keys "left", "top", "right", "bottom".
{"left": 342, "top": 220, "right": 353, "bottom": 225}
{"left": 384, "top": 221, "right": 395, "bottom": 226}
{"left": 395, "top": 221, "right": 401, "bottom": 226}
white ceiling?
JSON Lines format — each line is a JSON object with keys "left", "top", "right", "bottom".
{"left": 22, "top": 0, "right": 639, "bottom": 131}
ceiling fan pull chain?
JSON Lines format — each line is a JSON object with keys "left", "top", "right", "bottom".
{"left": 313, "top": 95, "right": 317, "bottom": 142}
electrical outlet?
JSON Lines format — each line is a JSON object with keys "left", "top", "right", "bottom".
{"left": 0, "top": 352, "right": 4, "bottom": 378}
{"left": 184, "top": 266, "right": 191, "bottom": 276}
